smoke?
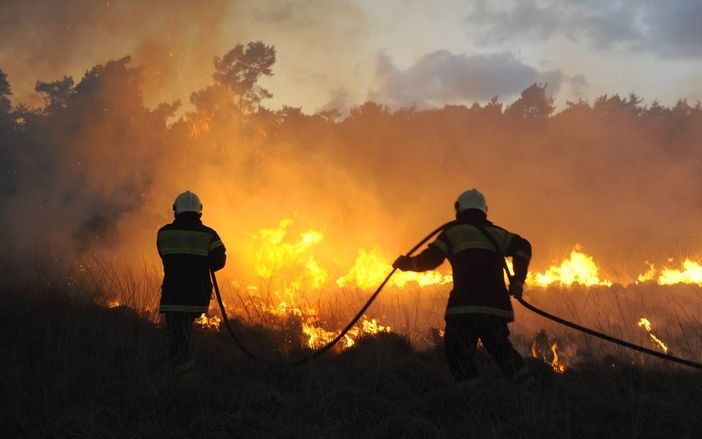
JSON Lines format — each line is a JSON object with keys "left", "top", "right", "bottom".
{"left": 1, "top": 20, "right": 702, "bottom": 289}
{"left": 0, "top": 0, "right": 368, "bottom": 112}
{"left": 0, "top": 0, "right": 237, "bottom": 108}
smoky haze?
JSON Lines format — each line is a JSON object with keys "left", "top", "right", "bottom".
{"left": 1, "top": 40, "right": 701, "bottom": 285}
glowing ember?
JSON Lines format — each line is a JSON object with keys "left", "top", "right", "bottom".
{"left": 336, "top": 248, "right": 452, "bottom": 290}
{"left": 532, "top": 246, "right": 612, "bottom": 287}
{"left": 637, "top": 317, "right": 669, "bottom": 353}
{"left": 195, "top": 313, "right": 222, "bottom": 330}
{"left": 107, "top": 300, "right": 121, "bottom": 308}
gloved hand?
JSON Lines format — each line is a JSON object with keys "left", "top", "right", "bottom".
{"left": 509, "top": 281, "right": 524, "bottom": 299}
{"left": 393, "top": 255, "right": 413, "bottom": 271}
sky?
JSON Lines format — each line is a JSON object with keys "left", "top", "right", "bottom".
{"left": 1, "top": 0, "right": 701, "bottom": 113}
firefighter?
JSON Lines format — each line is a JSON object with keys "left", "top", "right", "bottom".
{"left": 393, "top": 189, "right": 533, "bottom": 385}
{"left": 157, "top": 191, "right": 226, "bottom": 376}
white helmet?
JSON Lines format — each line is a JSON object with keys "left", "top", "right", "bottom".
{"left": 455, "top": 189, "right": 487, "bottom": 214}
{"left": 173, "top": 191, "right": 202, "bottom": 215}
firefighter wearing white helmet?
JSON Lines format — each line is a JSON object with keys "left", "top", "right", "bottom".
{"left": 393, "top": 188, "right": 533, "bottom": 385}
{"left": 157, "top": 191, "right": 226, "bottom": 376}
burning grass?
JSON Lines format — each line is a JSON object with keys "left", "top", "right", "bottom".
{"left": 2, "top": 254, "right": 702, "bottom": 437}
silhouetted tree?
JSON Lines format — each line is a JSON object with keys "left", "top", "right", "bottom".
{"left": 505, "top": 83, "right": 555, "bottom": 119}
{"left": 190, "top": 41, "right": 276, "bottom": 119}
{"left": 0, "top": 69, "right": 11, "bottom": 115}
{"left": 212, "top": 41, "right": 276, "bottom": 113}
{"left": 35, "top": 76, "right": 75, "bottom": 114}
{"left": 482, "top": 96, "right": 503, "bottom": 117}
{"left": 593, "top": 93, "right": 643, "bottom": 116}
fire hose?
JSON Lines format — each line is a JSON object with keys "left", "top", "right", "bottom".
{"left": 211, "top": 221, "right": 456, "bottom": 365}
{"left": 212, "top": 221, "right": 702, "bottom": 370}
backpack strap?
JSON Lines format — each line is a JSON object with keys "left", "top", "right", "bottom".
{"left": 473, "top": 223, "right": 514, "bottom": 281}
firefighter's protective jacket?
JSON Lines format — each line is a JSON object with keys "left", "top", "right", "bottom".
{"left": 408, "top": 212, "right": 531, "bottom": 321}
{"left": 157, "top": 212, "right": 226, "bottom": 314}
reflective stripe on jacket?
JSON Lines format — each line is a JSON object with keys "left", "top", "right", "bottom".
{"left": 157, "top": 212, "right": 226, "bottom": 314}
{"left": 433, "top": 222, "right": 517, "bottom": 321}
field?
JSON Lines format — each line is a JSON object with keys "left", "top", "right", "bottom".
{"left": 2, "top": 255, "right": 702, "bottom": 439}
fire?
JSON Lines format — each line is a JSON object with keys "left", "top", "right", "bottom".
{"left": 302, "top": 322, "right": 338, "bottom": 349}
{"left": 532, "top": 246, "right": 612, "bottom": 287}
{"left": 188, "top": 118, "right": 210, "bottom": 140}
{"left": 637, "top": 318, "right": 669, "bottom": 353}
{"left": 301, "top": 316, "right": 391, "bottom": 349}
{"left": 107, "top": 299, "right": 121, "bottom": 308}
{"left": 634, "top": 258, "right": 702, "bottom": 286}
{"left": 336, "top": 248, "right": 452, "bottom": 290}
{"left": 195, "top": 313, "right": 222, "bottom": 331}
{"left": 636, "top": 262, "right": 657, "bottom": 283}
{"left": 531, "top": 330, "right": 568, "bottom": 373}
{"left": 249, "top": 219, "right": 328, "bottom": 289}
{"left": 658, "top": 259, "right": 702, "bottom": 286}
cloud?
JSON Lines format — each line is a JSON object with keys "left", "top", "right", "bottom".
{"left": 370, "top": 50, "right": 582, "bottom": 108}
{"left": 464, "top": 0, "right": 702, "bottom": 58}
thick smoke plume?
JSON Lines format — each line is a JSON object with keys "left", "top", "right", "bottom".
{"left": 1, "top": 40, "right": 702, "bottom": 286}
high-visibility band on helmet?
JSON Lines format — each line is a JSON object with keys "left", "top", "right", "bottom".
{"left": 445, "top": 306, "right": 514, "bottom": 319}
{"left": 160, "top": 304, "right": 209, "bottom": 313}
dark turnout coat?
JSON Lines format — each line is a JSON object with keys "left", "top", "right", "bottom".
{"left": 157, "top": 212, "right": 226, "bottom": 314}
{"left": 408, "top": 212, "right": 531, "bottom": 322}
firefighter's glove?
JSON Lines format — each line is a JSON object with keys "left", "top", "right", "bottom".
{"left": 509, "top": 281, "right": 524, "bottom": 299}
{"left": 393, "top": 255, "right": 413, "bottom": 271}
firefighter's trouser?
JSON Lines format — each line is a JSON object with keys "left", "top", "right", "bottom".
{"left": 444, "top": 314, "right": 527, "bottom": 381}
{"left": 165, "top": 312, "right": 195, "bottom": 375}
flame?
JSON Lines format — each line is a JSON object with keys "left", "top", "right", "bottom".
{"left": 188, "top": 118, "right": 210, "bottom": 140}
{"left": 532, "top": 246, "right": 612, "bottom": 287}
{"left": 634, "top": 258, "right": 702, "bottom": 286}
{"left": 548, "top": 343, "right": 567, "bottom": 373}
{"left": 658, "top": 259, "right": 702, "bottom": 286}
{"left": 336, "top": 248, "right": 452, "bottom": 290}
{"left": 531, "top": 331, "right": 568, "bottom": 373}
{"left": 637, "top": 317, "right": 669, "bottom": 353}
{"left": 302, "top": 322, "right": 338, "bottom": 349}
{"left": 250, "top": 219, "right": 328, "bottom": 289}
{"left": 107, "top": 299, "right": 121, "bottom": 308}
{"left": 301, "top": 316, "right": 391, "bottom": 349}
{"left": 195, "top": 313, "right": 222, "bottom": 331}
{"left": 636, "top": 262, "right": 657, "bottom": 283}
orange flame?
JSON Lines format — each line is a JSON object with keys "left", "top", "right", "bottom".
{"left": 532, "top": 246, "right": 611, "bottom": 287}
{"left": 336, "top": 248, "right": 452, "bottom": 290}
{"left": 658, "top": 259, "right": 702, "bottom": 286}
{"left": 531, "top": 331, "right": 568, "bottom": 373}
{"left": 637, "top": 317, "right": 669, "bottom": 353}
{"left": 635, "top": 258, "right": 702, "bottom": 286}
{"left": 195, "top": 313, "right": 222, "bottom": 331}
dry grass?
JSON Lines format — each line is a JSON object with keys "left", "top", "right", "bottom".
{"left": 1, "top": 256, "right": 701, "bottom": 438}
